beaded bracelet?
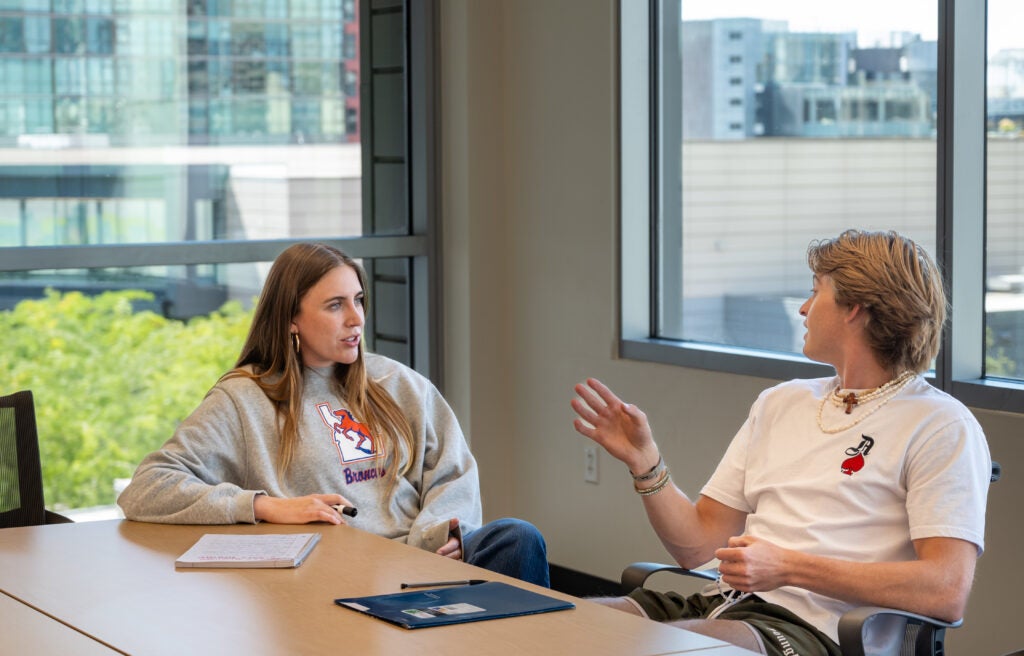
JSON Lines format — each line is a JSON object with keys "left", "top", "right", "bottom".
{"left": 633, "top": 465, "right": 667, "bottom": 492}
{"left": 634, "top": 467, "right": 671, "bottom": 496}
{"left": 630, "top": 455, "right": 665, "bottom": 482}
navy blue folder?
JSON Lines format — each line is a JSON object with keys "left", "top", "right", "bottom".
{"left": 334, "top": 581, "right": 575, "bottom": 629}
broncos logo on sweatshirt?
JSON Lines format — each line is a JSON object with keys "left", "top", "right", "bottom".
{"left": 316, "top": 403, "right": 378, "bottom": 464}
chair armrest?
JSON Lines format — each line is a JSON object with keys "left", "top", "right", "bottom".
{"left": 621, "top": 561, "right": 718, "bottom": 594}
{"left": 838, "top": 606, "right": 962, "bottom": 656}
{"left": 44, "top": 510, "right": 73, "bottom": 524}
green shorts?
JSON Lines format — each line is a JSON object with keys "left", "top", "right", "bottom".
{"left": 626, "top": 588, "right": 841, "bottom": 656}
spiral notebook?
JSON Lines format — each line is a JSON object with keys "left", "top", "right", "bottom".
{"left": 334, "top": 581, "right": 574, "bottom": 629}
{"left": 175, "top": 532, "right": 321, "bottom": 569}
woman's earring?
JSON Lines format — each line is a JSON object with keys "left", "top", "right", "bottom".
{"left": 292, "top": 332, "right": 301, "bottom": 355}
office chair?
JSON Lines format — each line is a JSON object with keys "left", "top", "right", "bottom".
{"left": 0, "top": 390, "right": 72, "bottom": 528}
{"left": 621, "top": 461, "right": 1002, "bottom": 656}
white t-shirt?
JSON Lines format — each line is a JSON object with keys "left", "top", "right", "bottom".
{"left": 701, "top": 375, "right": 991, "bottom": 643}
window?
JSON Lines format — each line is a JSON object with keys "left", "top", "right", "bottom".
{"left": 0, "top": 0, "right": 441, "bottom": 512}
{"left": 985, "top": 0, "right": 1024, "bottom": 384}
{"left": 0, "top": 17, "right": 26, "bottom": 53}
{"left": 85, "top": 17, "right": 113, "bottom": 54}
{"left": 621, "top": 1, "right": 1021, "bottom": 412}
{"left": 814, "top": 98, "right": 837, "bottom": 122}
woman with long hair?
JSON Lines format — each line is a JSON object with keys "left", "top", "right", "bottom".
{"left": 119, "top": 242, "right": 549, "bottom": 585}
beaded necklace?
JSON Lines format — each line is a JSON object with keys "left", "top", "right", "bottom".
{"left": 816, "top": 371, "right": 916, "bottom": 434}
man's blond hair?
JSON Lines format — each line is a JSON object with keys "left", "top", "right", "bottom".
{"left": 807, "top": 230, "right": 947, "bottom": 373}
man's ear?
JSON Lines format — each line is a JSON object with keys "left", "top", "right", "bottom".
{"left": 844, "top": 304, "right": 869, "bottom": 326}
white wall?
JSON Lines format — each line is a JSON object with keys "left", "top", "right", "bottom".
{"left": 440, "top": 2, "right": 1024, "bottom": 654}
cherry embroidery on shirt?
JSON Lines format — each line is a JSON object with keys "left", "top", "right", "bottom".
{"left": 841, "top": 435, "right": 875, "bottom": 476}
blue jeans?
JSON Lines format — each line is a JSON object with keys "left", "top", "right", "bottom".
{"left": 463, "top": 517, "right": 550, "bottom": 587}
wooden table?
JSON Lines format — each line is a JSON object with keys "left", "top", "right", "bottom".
{"left": 0, "top": 520, "right": 757, "bottom": 655}
{"left": 0, "top": 590, "right": 120, "bottom": 655}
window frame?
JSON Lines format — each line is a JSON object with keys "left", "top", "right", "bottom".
{"left": 619, "top": 0, "right": 1023, "bottom": 414}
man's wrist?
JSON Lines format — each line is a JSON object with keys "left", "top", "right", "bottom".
{"left": 627, "top": 450, "right": 662, "bottom": 480}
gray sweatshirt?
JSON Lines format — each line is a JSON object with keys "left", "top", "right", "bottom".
{"left": 117, "top": 354, "right": 482, "bottom": 553}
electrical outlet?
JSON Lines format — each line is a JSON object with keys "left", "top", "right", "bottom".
{"left": 583, "top": 445, "right": 599, "bottom": 484}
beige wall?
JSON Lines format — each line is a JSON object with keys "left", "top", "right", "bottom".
{"left": 439, "top": 2, "right": 1024, "bottom": 654}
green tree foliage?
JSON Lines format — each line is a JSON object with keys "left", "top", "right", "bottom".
{"left": 1, "top": 289, "right": 253, "bottom": 510}
{"left": 986, "top": 326, "right": 1017, "bottom": 378}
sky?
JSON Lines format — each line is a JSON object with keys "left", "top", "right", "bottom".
{"left": 680, "top": 0, "right": 1021, "bottom": 56}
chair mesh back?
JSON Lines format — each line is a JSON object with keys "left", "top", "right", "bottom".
{"left": 0, "top": 405, "right": 22, "bottom": 513}
{"left": 0, "top": 390, "right": 48, "bottom": 527}
{"left": 902, "top": 622, "right": 922, "bottom": 656}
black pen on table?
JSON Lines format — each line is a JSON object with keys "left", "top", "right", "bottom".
{"left": 400, "top": 579, "right": 487, "bottom": 589}
{"left": 331, "top": 504, "right": 358, "bottom": 517}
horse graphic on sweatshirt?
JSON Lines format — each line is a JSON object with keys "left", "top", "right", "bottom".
{"left": 317, "top": 403, "right": 377, "bottom": 463}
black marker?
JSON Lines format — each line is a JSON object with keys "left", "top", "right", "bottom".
{"left": 400, "top": 579, "right": 487, "bottom": 589}
{"left": 331, "top": 504, "right": 358, "bottom": 517}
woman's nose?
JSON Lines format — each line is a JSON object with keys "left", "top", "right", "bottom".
{"left": 346, "top": 306, "right": 365, "bottom": 326}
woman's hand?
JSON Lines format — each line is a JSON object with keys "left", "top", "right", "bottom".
{"left": 571, "top": 378, "right": 660, "bottom": 474}
{"left": 435, "top": 518, "right": 463, "bottom": 560}
{"left": 253, "top": 493, "right": 355, "bottom": 525}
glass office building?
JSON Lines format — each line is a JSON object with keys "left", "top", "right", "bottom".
{"left": 0, "top": 0, "right": 362, "bottom": 317}
{"left": 0, "top": 0, "right": 358, "bottom": 146}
